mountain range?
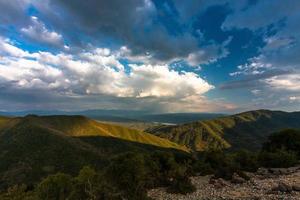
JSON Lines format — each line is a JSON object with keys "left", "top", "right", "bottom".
{"left": 146, "top": 110, "right": 300, "bottom": 151}
{"left": 1, "top": 109, "right": 300, "bottom": 189}
{"left": 0, "top": 110, "right": 225, "bottom": 124}
{"left": 0, "top": 115, "right": 185, "bottom": 188}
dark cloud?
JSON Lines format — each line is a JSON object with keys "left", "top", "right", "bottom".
{"left": 220, "top": 69, "right": 293, "bottom": 90}
{"left": 33, "top": 0, "right": 209, "bottom": 62}
{"left": 0, "top": 0, "right": 29, "bottom": 26}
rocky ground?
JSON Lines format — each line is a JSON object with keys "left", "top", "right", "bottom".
{"left": 148, "top": 166, "right": 300, "bottom": 200}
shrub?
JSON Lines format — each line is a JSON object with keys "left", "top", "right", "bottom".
{"left": 69, "top": 166, "right": 100, "bottom": 200}
{"left": 192, "top": 160, "right": 214, "bottom": 175}
{"left": 258, "top": 150, "right": 298, "bottom": 168}
{"left": 36, "top": 173, "right": 73, "bottom": 200}
{"left": 263, "top": 129, "right": 300, "bottom": 157}
{"left": 104, "top": 152, "right": 150, "bottom": 200}
{"left": 201, "top": 151, "right": 237, "bottom": 180}
{"left": 232, "top": 150, "right": 259, "bottom": 172}
{"left": 167, "top": 176, "right": 196, "bottom": 194}
{"left": 149, "top": 151, "right": 182, "bottom": 185}
{"left": 0, "top": 184, "right": 37, "bottom": 200}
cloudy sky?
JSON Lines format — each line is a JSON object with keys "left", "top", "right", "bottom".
{"left": 0, "top": 0, "right": 299, "bottom": 113}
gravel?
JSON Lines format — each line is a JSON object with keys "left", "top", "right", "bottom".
{"left": 148, "top": 166, "right": 300, "bottom": 200}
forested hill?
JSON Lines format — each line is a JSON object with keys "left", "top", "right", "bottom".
{"left": 146, "top": 110, "right": 300, "bottom": 151}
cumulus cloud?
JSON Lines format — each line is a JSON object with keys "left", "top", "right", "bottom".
{"left": 265, "top": 74, "right": 300, "bottom": 91}
{"left": 222, "top": 0, "right": 300, "bottom": 112}
{"left": 0, "top": 37, "right": 30, "bottom": 57}
{"left": 28, "top": 0, "right": 229, "bottom": 65}
{"left": 187, "top": 40, "right": 230, "bottom": 67}
{"left": 21, "top": 16, "right": 66, "bottom": 48}
{"left": 0, "top": 37, "right": 226, "bottom": 112}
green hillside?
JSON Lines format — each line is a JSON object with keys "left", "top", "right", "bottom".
{"left": 17, "top": 115, "right": 186, "bottom": 150}
{"left": 0, "top": 115, "right": 186, "bottom": 189}
{"left": 146, "top": 110, "right": 300, "bottom": 151}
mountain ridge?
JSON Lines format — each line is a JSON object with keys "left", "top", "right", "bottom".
{"left": 0, "top": 114, "right": 188, "bottom": 188}
{"left": 146, "top": 109, "right": 300, "bottom": 151}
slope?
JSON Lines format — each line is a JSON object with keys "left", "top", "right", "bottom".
{"left": 146, "top": 110, "right": 300, "bottom": 151}
{"left": 19, "top": 115, "right": 186, "bottom": 150}
{"left": 0, "top": 115, "right": 187, "bottom": 189}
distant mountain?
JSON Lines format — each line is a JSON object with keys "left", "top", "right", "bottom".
{"left": 146, "top": 110, "right": 300, "bottom": 151}
{"left": 0, "top": 115, "right": 186, "bottom": 188}
{"left": 0, "top": 110, "right": 226, "bottom": 124}
{"left": 138, "top": 113, "right": 226, "bottom": 124}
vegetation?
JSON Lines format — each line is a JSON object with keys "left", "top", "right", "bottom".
{"left": 0, "top": 151, "right": 194, "bottom": 200}
{"left": 147, "top": 110, "right": 300, "bottom": 151}
{"left": 0, "top": 113, "right": 300, "bottom": 199}
{"left": 0, "top": 115, "right": 187, "bottom": 190}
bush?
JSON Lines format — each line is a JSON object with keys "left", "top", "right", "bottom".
{"left": 263, "top": 129, "right": 300, "bottom": 157}
{"left": 104, "top": 152, "right": 150, "bottom": 200}
{"left": 36, "top": 173, "right": 73, "bottom": 200}
{"left": 0, "top": 184, "right": 37, "bottom": 200}
{"left": 167, "top": 176, "right": 196, "bottom": 194}
{"left": 192, "top": 160, "right": 214, "bottom": 175}
{"left": 232, "top": 150, "right": 259, "bottom": 172}
{"left": 258, "top": 150, "right": 298, "bottom": 168}
{"left": 201, "top": 151, "right": 237, "bottom": 180}
{"left": 69, "top": 166, "right": 100, "bottom": 200}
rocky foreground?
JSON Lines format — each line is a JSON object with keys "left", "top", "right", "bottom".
{"left": 148, "top": 166, "right": 300, "bottom": 200}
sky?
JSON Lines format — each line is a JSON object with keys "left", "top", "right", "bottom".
{"left": 0, "top": 0, "right": 299, "bottom": 113}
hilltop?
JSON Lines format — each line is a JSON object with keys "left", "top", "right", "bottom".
{"left": 146, "top": 110, "right": 300, "bottom": 151}
{"left": 0, "top": 115, "right": 186, "bottom": 189}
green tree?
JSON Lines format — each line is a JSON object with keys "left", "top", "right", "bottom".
{"left": 36, "top": 173, "right": 73, "bottom": 200}
{"left": 0, "top": 184, "right": 37, "bottom": 200}
{"left": 263, "top": 129, "right": 300, "bottom": 157}
{"left": 104, "top": 153, "right": 150, "bottom": 200}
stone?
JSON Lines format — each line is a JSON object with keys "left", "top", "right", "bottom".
{"left": 231, "top": 173, "right": 246, "bottom": 184}
{"left": 272, "top": 182, "right": 293, "bottom": 193}
{"left": 257, "top": 168, "right": 268, "bottom": 176}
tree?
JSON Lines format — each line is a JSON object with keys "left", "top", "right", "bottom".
{"left": 36, "top": 173, "right": 73, "bottom": 200}
{"left": 262, "top": 129, "right": 300, "bottom": 157}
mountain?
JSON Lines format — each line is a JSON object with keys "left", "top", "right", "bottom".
{"left": 0, "top": 110, "right": 225, "bottom": 124}
{"left": 137, "top": 113, "right": 226, "bottom": 124}
{"left": 0, "top": 115, "right": 186, "bottom": 189}
{"left": 146, "top": 110, "right": 300, "bottom": 151}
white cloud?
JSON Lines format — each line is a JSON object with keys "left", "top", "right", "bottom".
{"left": 126, "top": 64, "right": 213, "bottom": 98}
{"left": 0, "top": 38, "right": 222, "bottom": 112}
{"left": 251, "top": 89, "right": 261, "bottom": 95}
{"left": 21, "top": 16, "right": 65, "bottom": 48}
{"left": 224, "top": 0, "right": 300, "bottom": 83}
{"left": 117, "top": 46, "right": 153, "bottom": 64}
{"left": 289, "top": 96, "right": 300, "bottom": 102}
{"left": 187, "top": 39, "right": 230, "bottom": 67}
{"left": 265, "top": 74, "right": 300, "bottom": 91}
{"left": 230, "top": 56, "right": 272, "bottom": 76}
{"left": 0, "top": 37, "right": 30, "bottom": 57}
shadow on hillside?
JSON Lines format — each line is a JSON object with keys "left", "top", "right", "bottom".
{"left": 77, "top": 135, "right": 186, "bottom": 155}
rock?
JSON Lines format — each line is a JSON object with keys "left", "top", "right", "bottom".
{"left": 292, "top": 185, "right": 300, "bottom": 191}
{"left": 270, "top": 168, "right": 291, "bottom": 175}
{"left": 209, "top": 177, "right": 228, "bottom": 188}
{"left": 209, "top": 177, "right": 216, "bottom": 184}
{"left": 257, "top": 168, "right": 268, "bottom": 176}
{"left": 231, "top": 173, "right": 246, "bottom": 184}
{"left": 272, "top": 182, "right": 293, "bottom": 193}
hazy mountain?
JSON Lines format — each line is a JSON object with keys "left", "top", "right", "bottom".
{"left": 138, "top": 113, "right": 226, "bottom": 124}
{"left": 0, "top": 110, "right": 225, "bottom": 124}
{"left": 146, "top": 110, "right": 300, "bottom": 151}
{"left": 0, "top": 115, "right": 186, "bottom": 188}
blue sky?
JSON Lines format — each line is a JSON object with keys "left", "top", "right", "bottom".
{"left": 0, "top": 0, "right": 299, "bottom": 113}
